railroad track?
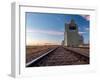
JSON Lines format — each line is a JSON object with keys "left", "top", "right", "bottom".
{"left": 26, "top": 47, "right": 58, "bottom": 67}
{"left": 26, "top": 46, "right": 89, "bottom": 67}
{"left": 63, "top": 47, "right": 89, "bottom": 63}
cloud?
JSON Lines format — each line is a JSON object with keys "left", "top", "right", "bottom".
{"left": 80, "top": 15, "right": 90, "bottom": 21}
{"left": 27, "top": 28, "right": 64, "bottom": 36}
{"left": 78, "top": 31, "right": 86, "bottom": 35}
{"left": 85, "top": 27, "right": 89, "bottom": 31}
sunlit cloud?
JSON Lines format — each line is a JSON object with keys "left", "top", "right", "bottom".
{"left": 27, "top": 28, "right": 64, "bottom": 36}
{"left": 27, "top": 38, "right": 53, "bottom": 45}
{"left": 26, "top": 36, "right": 61, "bottom": 46}
{"left": 80, "top": 15, "right": 90, "bottom": 21}
{"left": 26, "top": 28, "right": 63, "bottom": 45}
{"left": 78, "top": 31, "right": 86, "bottom": 35}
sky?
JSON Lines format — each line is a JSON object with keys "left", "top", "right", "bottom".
{"left": 26, "top": 12, "right": 90, "bottom": 46}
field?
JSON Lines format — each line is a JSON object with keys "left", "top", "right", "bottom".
{"left": 26, "top": 45, "right": 58, "bottom": 63}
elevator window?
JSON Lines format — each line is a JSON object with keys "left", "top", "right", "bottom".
{"left": 69, "top": 26, "right": 76, "bottom": 30}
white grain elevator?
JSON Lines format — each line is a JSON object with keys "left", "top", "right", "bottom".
{"left": 64, "top": 19, "right": 83, "bottom": 47}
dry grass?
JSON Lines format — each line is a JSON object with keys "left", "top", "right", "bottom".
{"left": 26, "top": 45, "right": 58, "bottom": 63}
{"left": 26, "top": 45, "right": 57, "bottom": 54}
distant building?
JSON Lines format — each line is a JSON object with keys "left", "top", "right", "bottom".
{"left": 63, "top": 19, "right": 83, "bottom": 47}
{"left": 61, "top": 40, "right": 64, "bottom": 46}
